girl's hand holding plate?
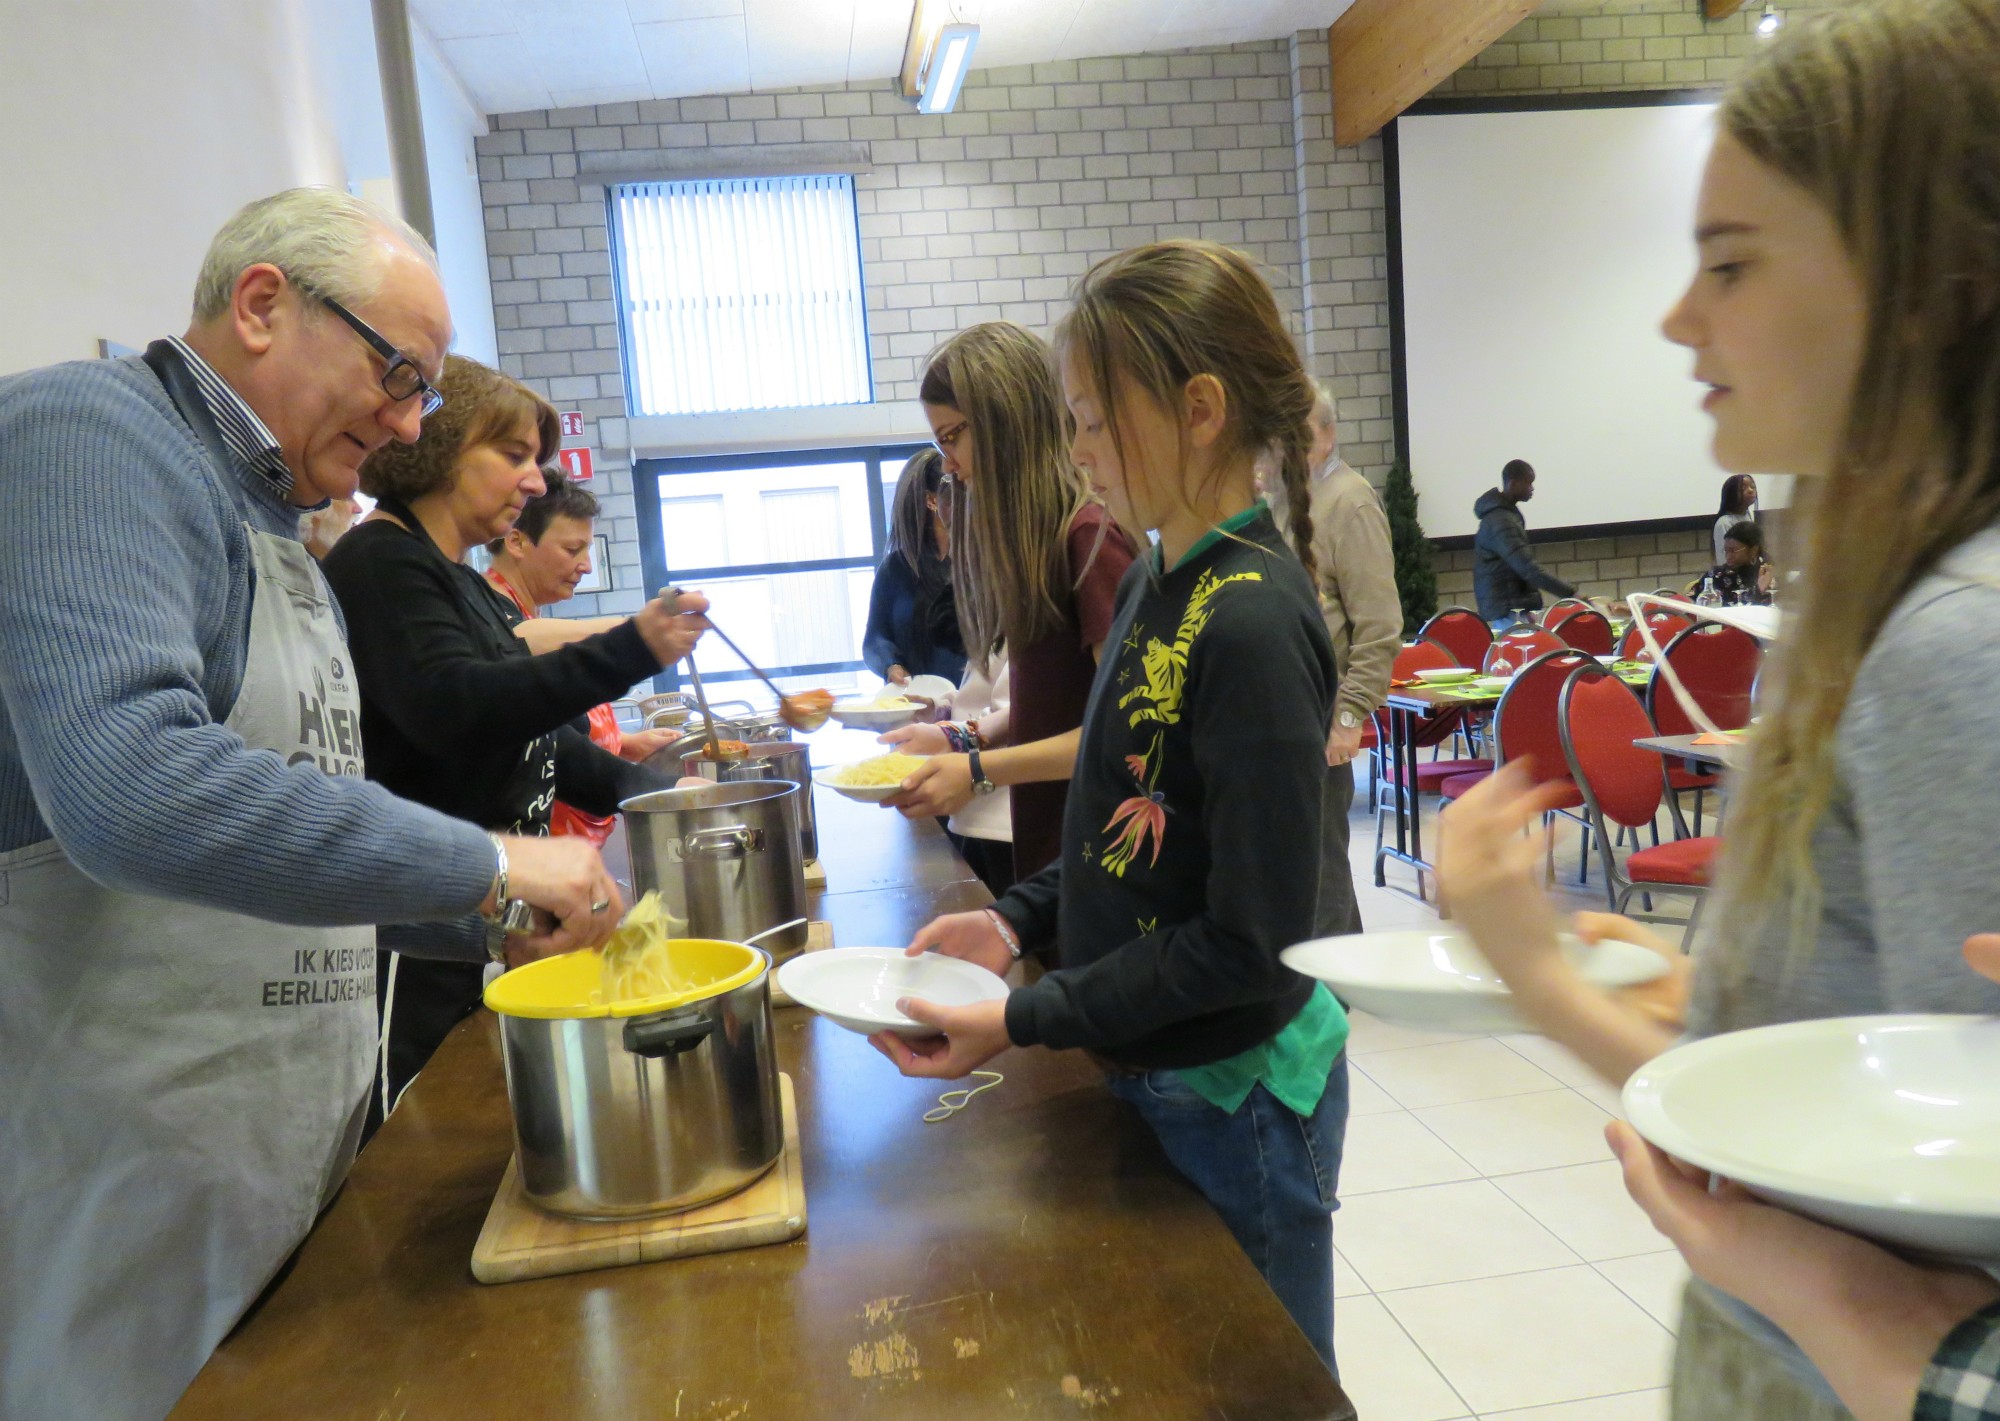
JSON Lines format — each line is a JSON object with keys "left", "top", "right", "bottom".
{"left": 868, "top": 997, "right": 1011, "bottom": 1079}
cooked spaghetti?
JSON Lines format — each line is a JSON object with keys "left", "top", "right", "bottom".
{"left": 597, "top": 892, "right": 691, "bottom": 1003}
{"left": 827, "top": 752, "right": 925, "bottom": 787}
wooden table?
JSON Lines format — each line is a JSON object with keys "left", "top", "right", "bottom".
{"left": 172, "top": 781, "right": 1354, "bottom": 1421}
{"left": 1634, "top": 731, "right": 1745, "bottom": 774}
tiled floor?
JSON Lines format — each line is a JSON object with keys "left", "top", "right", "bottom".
{"left": 1331, "top": 783, "right": 1690, "bottom": 1421}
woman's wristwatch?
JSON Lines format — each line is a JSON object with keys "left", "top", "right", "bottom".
{"left": 967, "top": 746, "right": 998, "bottom": 796}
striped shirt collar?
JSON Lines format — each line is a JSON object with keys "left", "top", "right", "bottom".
{"left": 165, "top": 336, "right": 294, "bottom": 498}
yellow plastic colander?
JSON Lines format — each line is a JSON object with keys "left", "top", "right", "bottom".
{"left": 482, "top": 939, "right": 765, "bottom": 1020}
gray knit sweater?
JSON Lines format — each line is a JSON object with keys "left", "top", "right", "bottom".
{"left": 0, "top": 354, "right": 494, "bottom": 927}
{"left": 1686, "top": 522, "right": 2000, "bottom": 1401}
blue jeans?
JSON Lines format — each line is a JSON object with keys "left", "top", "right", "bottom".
{"left": 1106, "top": 1053, "right": 1349, "bottom": 1376}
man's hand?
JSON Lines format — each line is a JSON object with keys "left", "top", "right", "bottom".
{"left": 1325, "top": 720, "right": 1365, "bottom": 767}
{"left": 886, "top": 664, "right": 911, "bottom": 686}
{"left": 883, "top": 753, "right": 974, "bottom": 818}
{"left": 879, "top": 722, "right": 951, "bottom": 756}
{"left": 490, "top": 835, "right": 623, "bottom": 955}
{"left": 904, "top": 910, "right": 1015, "bottom": 977}
{"left": 632, "top": 588, "right": 710, "bottom": 668}
{"left": 867, "top": 997, "right": 1012, "bottom": 1079}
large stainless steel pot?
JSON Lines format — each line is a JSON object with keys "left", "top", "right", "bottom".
{"left": 487, "top": 944, "right": 782, "bottom": 1219}
{"left": 620, "top": 780, "right": 808, "bottom": 954}
{"left": 675, "top": 740, "right": 818, "bottom": 863}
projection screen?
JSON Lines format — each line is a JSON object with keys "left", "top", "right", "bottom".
{"left": 1390, "top": 97, "right": 1774, "bottom": 539}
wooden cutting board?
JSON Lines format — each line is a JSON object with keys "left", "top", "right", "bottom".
{"left": 768, "top": 919, "right": 833, "bottom": 1008}
{"left": 471, "top": 1073, "right": 805, "bottom": 1284}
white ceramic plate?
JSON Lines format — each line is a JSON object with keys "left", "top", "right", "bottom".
{"left": 829, "top": 700, "right": 920, "bottom": 729}
{"left": 1280, "top": 929, "right": 1669, "bottom": 1034}
{"left": 812, "top": 764, "right": 915, "bottom": 804}
{"left": 776, "top": 946, "right": 1011, "bottom": 1038}
{"left": 1624, "top": 1015, "right": 2000, "bottom": 1260}
{"left": 1472, "top": 675, "right": 1512, "bottom": 692}
{"left": 905, "top": 674, "right": 957, "bottom": 703}
{"left": 1412, "top": 667, "right": 1477, "bottom": 684}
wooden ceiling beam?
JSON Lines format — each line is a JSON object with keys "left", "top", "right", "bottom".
{"left": 1329, "top": 0, "right": 1542, "bottom": 146}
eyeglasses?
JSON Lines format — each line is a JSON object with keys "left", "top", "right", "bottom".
{"left": 932, "top": 419, "right": 968, "bottom": 457}
{"left": 318, "top": 295, "right": 445, "bottom": 418}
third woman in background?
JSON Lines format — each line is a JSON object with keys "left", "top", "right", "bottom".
{"left": 483, "top": 472, "right": 685, "bottom": 848}
{"left": 884, "top": 322, "right": 1137, "bottom": 878}
{"left": 862, "top": 448, "right": 966, "bottom": 687}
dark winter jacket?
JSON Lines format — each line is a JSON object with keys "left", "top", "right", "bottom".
{"left": 1472, "top": 488, "right": 1574, "bottom": 621}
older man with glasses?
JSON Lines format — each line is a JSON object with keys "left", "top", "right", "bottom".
{"left": 0, "top": 187, "right": 637, "bottom": 1421}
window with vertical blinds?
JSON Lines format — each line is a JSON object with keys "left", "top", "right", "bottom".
{"left": 609, "top": 176, "right": 873, "bottom": 417}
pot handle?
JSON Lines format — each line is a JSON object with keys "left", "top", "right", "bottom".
{"left": 622, "top": 1011, "right": 713, "bottom": 1058}
{"left": 683, "top": 825, "right": 763, "bottom": 858}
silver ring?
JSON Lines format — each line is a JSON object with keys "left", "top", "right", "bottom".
{"left": 590, "top": 897, "right": 611, "bottom": 914}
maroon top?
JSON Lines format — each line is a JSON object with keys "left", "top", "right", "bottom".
{"left": 1007, "top": 502, "right": 1138, "bottom": 877}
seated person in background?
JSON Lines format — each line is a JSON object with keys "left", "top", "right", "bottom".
{"left": 483, "top": 472, "right": 683, "bottom": 848}
{"left": 1692, "top": 520, "right": 1774, "bottom": 606}
{"left": 864, "top": 448, "right": 967, "bottom": 686}
{"left": 1473, "top": 458, "right": 1575, "bottom": 629}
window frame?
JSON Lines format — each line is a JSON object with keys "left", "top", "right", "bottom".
{"left": 633, "top": 442, "right": 931, "bottom": 693}
{"left": 605, "top": 175, "right": 875, "bottom": 419}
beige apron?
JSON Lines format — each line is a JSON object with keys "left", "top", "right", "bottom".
{"left": 0, "top": 527, "right": 376, "bottom": 1421}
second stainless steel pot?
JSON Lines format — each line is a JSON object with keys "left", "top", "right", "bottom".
{"left": 674, "top": 740, "right": 818, "bottom": 864}
{"left": 620, "top": 780, "right": 809, "bottom": 954}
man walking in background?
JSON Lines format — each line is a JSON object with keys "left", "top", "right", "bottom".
{"left": 1473, "top": 458, "right": 1574, "bottom": 628}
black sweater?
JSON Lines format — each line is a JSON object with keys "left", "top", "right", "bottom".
{"left": 996, "top": 507, "right": 1336, "bottom": 1068}
{"left": 321, "top": 510, "right": 667, "bottom": 832}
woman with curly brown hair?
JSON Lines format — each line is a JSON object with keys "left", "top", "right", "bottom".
{"left": 322, "top": 354, "right": 708, "bottom": 1123}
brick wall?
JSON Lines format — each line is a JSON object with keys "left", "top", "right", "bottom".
{"left": 1433, "top": 524, "right": 1715, "bottom": 609}
{"left": 475, "top": 2, "right": 1841, "bottom": 615}
{"left": 477, "top": 39, "right": 1311, "bottom": 614}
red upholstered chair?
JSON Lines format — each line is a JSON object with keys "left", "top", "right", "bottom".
{"left": 1541, "top": 597, "right": 1592, "bottom": 630}
{"left": 1646, "top": 622, "right": 1763, "bottom": 836}
{"left": 1483, "top": 625, "right": 1565, "bottom": 677}
{"left": 1419, "top": 607, "right": 1494, "bottom": 670}
{"left": 1442, "top": 648, "right": 1599, "bottom": 879}
{"left": 1553, "top": 609, "right": 1615, "bottom": 657}
{"left": 1617, "top": 610, "right": 1695, "bottom": 663}
{"left": 1558, "top": 664, "right": 1719, "bottom": 933}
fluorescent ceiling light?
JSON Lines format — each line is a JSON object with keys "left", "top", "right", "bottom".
{"left": 918, "top": 23, "right": 979, "bottom": 115}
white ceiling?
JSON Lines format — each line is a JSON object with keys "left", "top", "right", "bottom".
{"left": 411, "top": 0, "right": 1358, "bottom": 116}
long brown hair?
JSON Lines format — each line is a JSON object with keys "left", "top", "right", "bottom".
{"left": 1709, "top": 0, "right": 2000, "bottom": 1003}
{"left": 921, "top": 323, "right": 1095, "bottom": 667}
{"left": 1051, "top": 240, "right": 1319, "bottom": 584}
{"left": 887, "top": 447, "right": 947, "bottom": 577}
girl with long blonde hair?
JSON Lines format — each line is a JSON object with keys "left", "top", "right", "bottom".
{"left": 880, "top": 322, "right": 1138, "bottom": 877}
{"left": 1438, "top": 2, "right": 2000, "bottom": 1416}
{"left": 875, "top": 242, "right": 1350, "bottom": 1376}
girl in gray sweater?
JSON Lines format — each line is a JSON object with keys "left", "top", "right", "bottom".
{"left": 1438, "top": 3, "right": 2000, "bottom": 1418}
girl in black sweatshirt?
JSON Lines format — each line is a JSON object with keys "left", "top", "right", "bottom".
{"left": 873, "top": 241, "right": 1353, "bottom": 1376}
